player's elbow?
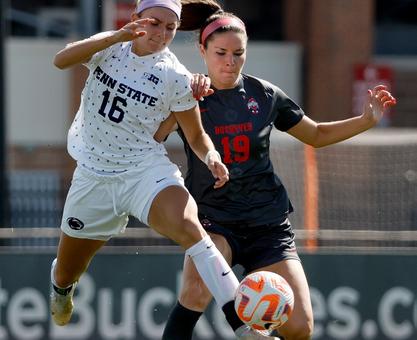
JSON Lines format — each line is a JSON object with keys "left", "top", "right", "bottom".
{"left": 53, "top": 49, "right": 75, "bottom": 69}
{"left": 53, "top": 54, "right": 68, "bottom": 69}
{"left": 309, "top": 140, "right": 326, "bottom": 148}
{"left": 308, "top": 126, "right": 329, "bottom": 148}
{"left": 302, "top": 136, "right": 324, "bottom": 148}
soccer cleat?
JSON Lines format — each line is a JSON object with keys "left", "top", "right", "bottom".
{"left": 50, "top": 259, "right": 77, "bottom": 326}
{"left": 235, "top": 325, "right": 281, "bottom": 340}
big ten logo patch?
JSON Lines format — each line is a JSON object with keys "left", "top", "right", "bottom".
{"left": 142, "top": 72, "right": 160, "bottom": 85}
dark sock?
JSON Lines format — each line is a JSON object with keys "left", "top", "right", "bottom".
{"left": 162, "top": 301, "right": 203, "bottom": 340}
{"left": 53, "top": 284, "right": 72, "bottom": 296}
{"left": 222, "top": 300, "right": 245, "bottom": 331}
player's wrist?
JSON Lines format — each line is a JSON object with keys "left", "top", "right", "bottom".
{"left": 204, "top": 150, "right": 221, "bottom": 166}
{"left": 107, "top": 30, "right": 124, "bottom": 44}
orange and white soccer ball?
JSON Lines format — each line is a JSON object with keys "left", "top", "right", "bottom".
{"left": 234, "top": 271, "right": 294, "bottom": 331}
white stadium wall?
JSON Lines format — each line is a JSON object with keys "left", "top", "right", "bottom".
{"left": 6, "top": 39, "right": 71, "bottom": 146}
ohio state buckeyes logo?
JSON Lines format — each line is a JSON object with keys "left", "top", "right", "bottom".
{"left": 247, "top": 98, "right": 259, "bottom": 114}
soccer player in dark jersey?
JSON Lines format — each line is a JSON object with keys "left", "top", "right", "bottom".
{"left": 156, "top": 1, "right": 397, "bottom": 339}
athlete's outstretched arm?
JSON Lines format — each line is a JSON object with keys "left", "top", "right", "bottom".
{"left": 287, "top": 85, "right": 396, "bottom": 148}
{"left": 53, "top": 18, "right": 153, "bottom": 69}
{"left": 174, "top": 106, "right": 229, "bottom": 188}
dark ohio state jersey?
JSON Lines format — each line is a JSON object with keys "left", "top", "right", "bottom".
{"left": 178, "top": 74, "right": 304, "bottom": 226}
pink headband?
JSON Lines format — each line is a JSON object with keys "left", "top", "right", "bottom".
{"left": 136, "top": 0, "right": 181, "bottom": 20}
{"left": 201, "top": 17, "right": 246, "bottom": 45}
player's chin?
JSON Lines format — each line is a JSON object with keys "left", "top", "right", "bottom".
{"left": 222, "top": 73, "right": 238, "bottom": 83}
{"left": 147, "top": 40, "right": 165, "bottom": 53}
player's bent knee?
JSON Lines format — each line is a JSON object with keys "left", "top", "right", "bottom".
{"left": 294, "top": 327, "right": 314, "bottom": 340}
{"left": 280, "top": 320, "right": 314, "bottom": 340}
{"left": 302, "top": 317, "right": 314, "bottom": 338}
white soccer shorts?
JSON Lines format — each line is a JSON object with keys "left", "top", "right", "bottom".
{"left": 60, "top": 154, "right": 185, "bottom": 241}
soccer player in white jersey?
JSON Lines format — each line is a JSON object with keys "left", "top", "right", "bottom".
{"left": 49, "top": 1, "right": 265, "bottom": 338}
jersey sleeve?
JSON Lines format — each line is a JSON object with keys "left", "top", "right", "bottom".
{"left": 272, "top": 87, "right": 305, "bottom": 131}
{"left": 168, "top": 64, "right": 198, "bottom": 113}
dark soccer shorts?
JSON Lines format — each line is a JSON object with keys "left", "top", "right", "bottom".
{"left": 200, "top": 217, "right": 300, "bottom": 275}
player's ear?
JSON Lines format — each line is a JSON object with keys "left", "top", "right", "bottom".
{"left": 199, "top": 44, "right": 206, "bottom": 59}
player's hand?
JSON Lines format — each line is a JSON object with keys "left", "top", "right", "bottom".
{"left": 362, "top": 85, "right": 396, "bottom": 124}
{"left": 205, "top": 151, "right": 229, "bottom": 188}
{"left": 191, "top": 73, "right": 214, "bottom": 101}
{"left": 115, "top": 18, "right": 156, "bottom": 42}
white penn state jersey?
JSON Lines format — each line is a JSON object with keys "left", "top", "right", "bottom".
{"left": 68, "top": 41, "right": 197, "bottom": 173}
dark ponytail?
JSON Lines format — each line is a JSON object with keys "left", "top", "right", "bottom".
{"left": 179, "top": 0, "right": 222, "bottom": 31}
{"left": 179, "top": 0, "right": 246, "bottom": 46}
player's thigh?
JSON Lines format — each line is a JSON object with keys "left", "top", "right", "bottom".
{"left": 254, "top": 259, "right": 314, "bottom": 335}
{"left": 148, "top": 185, "right": 206, "bottom": 248}
{"left": 128, "top": 155, "right": 185, "bottom": 227}
{"left": 179, "top": 232, "right": 233, "bottom": 310}
{"left": 61, "top": 166, "right": 129, "bottom": 240}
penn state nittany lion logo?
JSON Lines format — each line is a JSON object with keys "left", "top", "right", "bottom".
{"left": 247, "top": 97, "right": 259, "bottom": 114}
{"left": 67, "top": 217, "right": 85, "bottom": 230}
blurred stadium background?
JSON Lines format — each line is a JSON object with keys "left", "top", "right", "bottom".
{"left": 0, "top": 1, "right": 416, "bottom": 340}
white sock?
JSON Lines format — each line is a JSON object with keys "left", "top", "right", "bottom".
{"left": 185, "top": 236, "right": 239, "bottom": 307}
{"left": 50, "top": 258, "right": 59, "bottom": 287}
